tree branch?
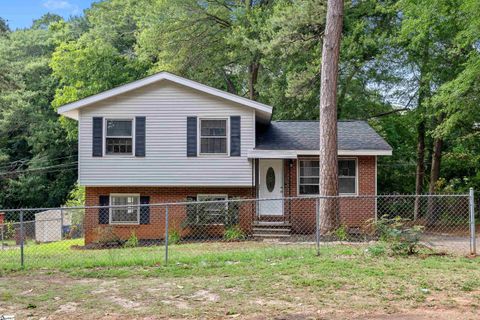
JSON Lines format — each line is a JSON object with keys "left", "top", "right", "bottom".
{"left": 366, "top": 107, "right": 410, "bottom": 119}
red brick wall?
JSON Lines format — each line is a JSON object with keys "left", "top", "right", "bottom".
{"left": 85, "top": 186, "right": 254, "bottom": 244}
{"left": 286, "top": 156, "right": 377, "bottom": 233}
{"left": 83, "top": 156, "right": 377, "bottom": 243}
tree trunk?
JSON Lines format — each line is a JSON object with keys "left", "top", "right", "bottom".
{"left": 413, "top": 51, "right": 430, "bottom": 220}
{"left": 426, "top": 114, "right": 445, "bottom": 227}
{"left": 428, "top": 135, "right": 443, "bottom": 194}
{"left": 413, "top": 119, "right": 426, "bottom": 220}
{"left": 248, "top": 60, "right": 260, "bottom": 101}
{"left": 222, "top": 70, "right": 237, "bottom": 94}
{"left": 318, "top": 0, "right": 344, "bottom": 233}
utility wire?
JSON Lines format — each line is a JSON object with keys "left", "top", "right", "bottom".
{"left": 0, "top": 154, "right": 77, "bottom": 171}
{"left": 0, "top": 162, "right": 78, "bottom": 176}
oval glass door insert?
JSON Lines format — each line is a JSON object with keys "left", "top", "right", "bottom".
{"left": 266, "top": 167, "right": 275, "bottom": 192}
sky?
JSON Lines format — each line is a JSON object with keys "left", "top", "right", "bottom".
{"left": 0, "top": 0, "right": 95, "bottom": 30}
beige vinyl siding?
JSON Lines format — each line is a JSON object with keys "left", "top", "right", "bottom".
{"left": 78, "top": 81, "right": 255, "bottom": 186}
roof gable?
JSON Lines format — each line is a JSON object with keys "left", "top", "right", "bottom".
{"left": 57, "top": 72, "right": 273, "bottom": 121}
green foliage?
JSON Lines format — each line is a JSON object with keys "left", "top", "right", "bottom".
{"left": 0, "top": 22, "right": 77, "bottom": 209}
{"left": 64, "top": 183, "right": 85, "bottom": 207}
{"left": 334, "top": 225, "right": 348, "bottom": 241}
{"left": 365, "top": 243, "right": 387, "bottom": 257}
{"left": 4, "top": 221, "right": 15, "bottom": 240}
{"left": 223, "top": 225, "right": 246, "bottom": 241}
{"left": 124, "top": 230, "right": 139, "bottom": 248}
{"left": 169, "top": 230, "right": 181, "bottom": 245}
{"left": 372, "top": 216, "right": 424, "bottom": 255}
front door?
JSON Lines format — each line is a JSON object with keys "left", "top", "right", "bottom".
{"left": 258, "top": 159, "right": 284, "bottom": 216}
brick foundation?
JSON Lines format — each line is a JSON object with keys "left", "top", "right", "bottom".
{"left": 85, "top": 186, "right": 254, "bottom": 244}
{"left": 83, "top": 156, "right": 377, "bottom": 244}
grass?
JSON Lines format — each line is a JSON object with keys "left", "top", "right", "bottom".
{"left": 1, "top": 240, "right": 480, "bottom": 318}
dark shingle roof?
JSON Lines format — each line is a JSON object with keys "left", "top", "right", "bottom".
{"left": 256, "top": 120, "right": 392, "bottom": 151}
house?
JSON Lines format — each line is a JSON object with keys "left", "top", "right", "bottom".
{"left": 57, "top": 72, "right": 392, "bottom": 244}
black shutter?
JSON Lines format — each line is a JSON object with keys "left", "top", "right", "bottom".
{"left": 135, "top": 116, "right": 146, "bottom": 157}
{"left": 92, "top": 117, "right": 103, "bottom": 157}
{"left": 230, "top": 116, "right": 241, "bottom": 156}
{"left": 186, "top": 196, "right": 197, "bottom": 220}
{"left": 140, "top": 196, "right": 150, "bottom": 225}
{"left": 187, "top": 117, "right": 197, "bottom": 157}
{"left": 98, "top": 195, "right": 109, "bottom": 224}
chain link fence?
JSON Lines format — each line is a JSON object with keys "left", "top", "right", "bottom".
{"left": 0, "top": 191, "right": 476, "bottom": 270}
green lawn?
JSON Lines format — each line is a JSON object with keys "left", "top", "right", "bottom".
{"left": 1, "top": 240, "right": 480, "bottom": 318}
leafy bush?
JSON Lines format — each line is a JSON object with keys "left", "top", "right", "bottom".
{"left": 334, "top": 225, "right": 348, "bottom": 241}
{"left": 371, "top": 216, "right": 424, "bottom": 255}
{"left": 223, "top": 225, "right": 246, "bottom": 241}
{"left": 64, "top": 183, "right": 85, "bottom": 207}
{"left": 169, "top": 230, "right": 181, "bottom": 244}
{"left": 4, "top": 221, "right": 15, "bottom": 239}
{"left": 124, "top": 230, "right": 139, "bottom": 248}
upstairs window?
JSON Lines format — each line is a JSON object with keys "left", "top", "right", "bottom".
{"left": 298, "top": 159, "right": 357, "bottom": 195}
{"left": 106, "top": 119, "right": 133, "bottom": 155}
{"left": 110, "top": 194, "right": 140, "bottom": 224}
{"left": 200, "top": 119, "right": 227, "bottom": 154}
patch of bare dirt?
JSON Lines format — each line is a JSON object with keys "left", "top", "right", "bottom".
{"left": 1, "top": 271, "right": 480, "bottom": 320}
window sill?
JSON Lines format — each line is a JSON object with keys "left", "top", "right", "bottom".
{"left": 296, "top": 193, "right": 359, "bottom": 197}
{"left": 109, "top": 223, "right": 140, "bottom": 226}
{"left": 186, "top": 223, "right": 225, "bottom": 227}
{"left": 198, "top": 154, "right": 230, "bottom": 157}
{"left": 100, "top": 155, "right": 140, "bottom": 159}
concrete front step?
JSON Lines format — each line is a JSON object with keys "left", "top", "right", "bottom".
{"left": 252, "top": 227, "right": 291, "bottom": 233}
{"left": 253, "top": 233, "right": 291, "bottom": 238}
{"left": 252, "top": 222, "right": 291, "bottom": 238}
{"left": 253, "top": 221, "right": 291, "bottom": 227}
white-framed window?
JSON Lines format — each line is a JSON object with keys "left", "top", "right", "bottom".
{"left": 105, "top": 119, "right": 133, "bottom": 155}
{"left": 299, "top": 160, "right": 319, "bottom": 195}
{"left": 199, "top": 119, "right": 228, "bottom": 155}
{"left": 298, "top": 158, "right": 357, "bottom": 195}
{"left": 338, "top": 159, "right": 357, "bottom": 194}
{"left": 109, "top": 194, "right": 140, "bottom": 224}
{"left": 196, "top": 194, "right": 228, "bottom": 224}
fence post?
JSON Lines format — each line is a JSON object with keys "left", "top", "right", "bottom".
{"left": 1, "top": 223, "right": 4, "bottom": 251}
{"left": 20, "top": 211, "right": 24, "bottom": 269}
{"left": 316, "top": 198, "right": 320, "bottom": 256}
{"left": 60, "top": 207, "right": 64, "bottom": 240}
{"left": 469, "top": 188, "right": 476, "bottom": 256}
{"left": 165, "top": 205, "right": 169, "bottom": 265}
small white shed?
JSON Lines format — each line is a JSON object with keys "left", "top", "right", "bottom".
{"left": 35, "top": 210, "right": 71, "bottom": 243}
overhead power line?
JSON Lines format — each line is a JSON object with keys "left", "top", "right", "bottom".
{"left": 0, "top": 162, "right": 78, "bottom": 176}
{"left": 0, "top": 154, "right": 77, "bottom": 171}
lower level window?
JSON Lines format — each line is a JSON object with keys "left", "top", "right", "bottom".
{"left": 196, "top": 194, "right": 228, "bottom": 224}
{"left": 299, "top": 159, "right": 357, "bottom": 195}
{"left": 110, "top": 194, "right": 140, "bottom": 224}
